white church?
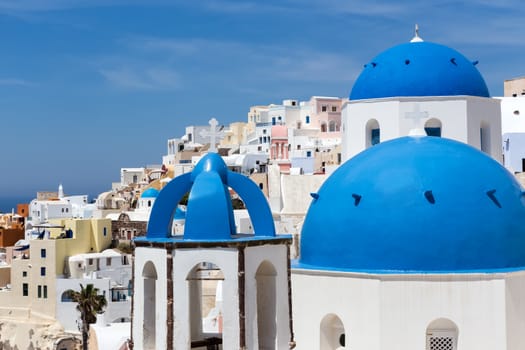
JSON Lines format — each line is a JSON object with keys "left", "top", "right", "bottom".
{"left": 130, "top": 32, "right": 525, "bottom": 350}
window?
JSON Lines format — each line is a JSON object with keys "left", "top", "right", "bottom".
{"left": 43, "top": 285, "right": 48, "bottom": 299}
{"left": 321, "top": 105, "right": 327, "bottom": 112}
{"left": 88, "top": 258, "right": 94, "bottom": 265}
{"left": 371, "top": 129, "right": 380, "bottom": 145}
{"left": 332, "top": 106, "right": 337, "bottom": 112}
{"left": 103, "top": 227, "right": 107, "bottom": 236}
{"left": 22, "top": 283, "right": 28, "bottom": 296}
{"left": 40, "top": 267, "right": 46, "bottom": 276}
{"left": 41, "top": 249, "right": 46, "bottom": 258}
{"left": 305, "top": 115, "right": 310, "bottom": 124}
{"left": 38, "top": 285, "right": 42, "bottom": 298}
{"left": 306, "top": 151, "right": 312, "bottom": 157}
{"left": 22, "top": 271, "right": 27, "bottom": 277}
{"left": 107, "top": 257, "right": 112, "bottom": 266}
{"left": 272, "top": 117, "right": 276, "bottom": 125}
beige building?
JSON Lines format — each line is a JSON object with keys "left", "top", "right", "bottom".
{"left": 504, "top": 76, "right": 525, "bottom": 97}
{"left": 0, "top": 218, "right": 112, "bottom": 348}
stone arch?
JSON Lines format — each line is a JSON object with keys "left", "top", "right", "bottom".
{"left": 255, "top": 260, "right": 278, "bottom": 349}
{"left": 425, "top": 118, "right": 442, "bottom": 137}
{"left": 480, "top": 120, "right": 491, "bottom": 154}
{"left": 186, "top": 262, "right": 225, "bottom": 341}
{"left": 142, "top": 261, "right": 157, "bottom": 350}
{"left": 320, "top": 313, "right": 345, "bottom": 349}
{"left": 426, "top": 318, "right": 458, "bottom": 350}
{"left": 365, "top": 119, "right": 380, "bottom": 147}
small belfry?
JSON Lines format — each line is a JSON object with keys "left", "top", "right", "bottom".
{"left": 132, "top": 152, "right": 294, "bottom": 349}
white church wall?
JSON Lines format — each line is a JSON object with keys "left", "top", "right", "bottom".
{"left": 244, "top": 245, "right": 290, "bottom": 350}
{"left": 500, "top": 97, "right": 525, "bottom": 134}
{"left": 504, "top": 272, "right": 525, "bottom": 350}
{"left": 379, "top": 275, "right": 506, "bottom": 350}
{"left": 466, "top": 97, "right": 502, "bottom": 161}
{"left": 172, "top": 248, "right": 239, "bottom": 349}
{"left": 133, "top": 247, "right": 167, "bottom": 350}
{"left": 292, "top": 270, "right": 382, "bottom": 350}
{"left": 292, "top": 270, "right": 513, "bottom": 350}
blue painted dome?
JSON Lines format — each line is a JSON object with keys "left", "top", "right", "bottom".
{"left": 350, "top": 41, "right": 490, "bottom": 100}
{"left": 299, "top": 136, "right": 525, "bottom": 273}
{"left": 145, "top": 153, "right": 276, "bottom": 241}
{"left": 141, "top": 187, "right": 160, "bottom": 198}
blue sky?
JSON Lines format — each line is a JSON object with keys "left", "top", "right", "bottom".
{"left": 0, "top": 0, "right": 523, "bottom": 204}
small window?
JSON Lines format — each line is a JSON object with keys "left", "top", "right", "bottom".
{"left": 321, "top": 105, "right": 327, "bottom": 112}
{"left": 40, "top": 267, "right": 46, "bottom": 276}
{"left": 38, "top": 285, "right": 42, "bottom": 298}
{"left": 88, "top": 258, "right": 94, "bottom": 265}
{"left": 263, "top": 129, "right": 267, "bottom": 134}
{"left": 332, "top": 106, "right": 337, "bottom": 112}
{"left": 41, "top": 249, "right": 46, "bottom": 258}
{"left": 103, "top": 227, "right": 107, "bottom": 236}
{"left": 107, "top": 257, "right": 112, "bottom": 266}
{"left": 306, "top": 151, "right": 312, "bottom": 157}
{"left": 22, "top": 283, "right": 28, "bottom": 296}
{"left": 43, "top": 285, "right": 48, "bottom": 299}
{"left": 22, "top": 271, "right": 27, "bottom": 277}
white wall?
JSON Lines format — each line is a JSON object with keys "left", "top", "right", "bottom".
{"left": 292, "top": 269, "right": 515, "bottom": 350}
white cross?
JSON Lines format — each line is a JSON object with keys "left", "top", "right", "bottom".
{"left": 405, "top": 104, "right": 428, "bottom": 136}
{"left": 199, "top": 118, "right": 224, "bottom": 153}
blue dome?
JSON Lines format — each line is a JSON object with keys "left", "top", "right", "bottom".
{"left": 141, "top": 187, "right": 160, "bottom": 198}
{"left": 350, "top": 41, "right": 490, "bottom": 100}
{"left": 299, "top": 136, "right": 525, "bottom": 273}
{"left": 144, "top": 153, "right": 276, "bottom": 241}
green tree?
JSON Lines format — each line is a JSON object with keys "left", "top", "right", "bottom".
{"left": 72, "top": 283, "right": 107, "bottom": 350}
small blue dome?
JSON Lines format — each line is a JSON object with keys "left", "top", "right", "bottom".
{"left": 299, "top": 136, "right": 525, "bottom": 273}
{"left": 141, "top": 187, "right": 160, "bottom": 198}
{"left": 350, "top": 41, "right": 489, "bottom": 100}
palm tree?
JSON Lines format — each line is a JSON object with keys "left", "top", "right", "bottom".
{"left": 71, "top": 283, "right": 107, "bottom": 350}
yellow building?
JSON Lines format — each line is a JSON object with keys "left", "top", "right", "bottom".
{"left": 2, "top": 218, "right": 112, "bottom": 321}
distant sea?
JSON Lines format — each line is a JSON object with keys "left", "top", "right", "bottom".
{"left": 0, "top": 196, "right": 33, "bottom": 213}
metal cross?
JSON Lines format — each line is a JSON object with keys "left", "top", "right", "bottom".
{"left": 199, "top": 118, "right": 224, "bottom": 153}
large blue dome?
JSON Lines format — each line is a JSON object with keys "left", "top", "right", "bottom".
{"left": 350, "top": 41, "right": 490, "bottom": 100}
{"left": 299, "top": 136, "right": 525, "bottom": 273}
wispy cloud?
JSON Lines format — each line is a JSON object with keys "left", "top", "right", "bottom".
{"left": 97, "top": 35, "right": 357, "bottom": 98}
{"left": 99, "top": 66, "right": 180, "bottom": 90}
{"left": 0, "top": 78, "right": 35, "bottom": 86}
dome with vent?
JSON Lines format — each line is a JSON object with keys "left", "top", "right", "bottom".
{"left": 349, "top": 41, "right": 490, "bottom": 100}
{"left": 299, "top": 136, "right": 525, "bottom": 273}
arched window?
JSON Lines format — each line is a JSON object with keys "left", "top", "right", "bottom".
{"left": 321, "top": 123, "right": 327, "bottom": 133}
{"left": 426, "top": 318, "right": 458, "bottom": 350}
{"left": 328, "top": 121, "right": 336, "bottom": 132}
{"left": 480, "top": 121, "right": 491, "bottom": 154}
{"left": 148, "top": 200, "right": 152, "bottom": 207}
{"left": 256, "top": 261, "right": 277, "bottom": 349}
{"left": 365, "top": 119, "right": 380, "bottom": 147}
{"left": 187, "top": 262, "right": 225, "bottom": 341}
{"left": 61, "top": 289, "right": 75, "bottom": 302}
{"left": 320, "top": 314, "right": 345, "bottom": 350}
{"left": 143, "top": 261, "right": 158, "bottom": 350}
{"left": 425, "top": 118, "right": 442, "bottom": 137}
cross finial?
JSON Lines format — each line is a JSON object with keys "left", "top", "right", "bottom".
{"left": 410, "top": 23, "right": 424, "bottom": 43}
{"left": 199, "top": 118, "right": 224, "bottom": 153}
{"left": 405, "top": 104, "right": 428, "bottom": 136}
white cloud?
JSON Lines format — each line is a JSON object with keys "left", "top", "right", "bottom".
{"left": 99, "top": 66, "right": 180, "bottom": 90}
{"left": 0, "top": 78, "right": 35, "bottom": 86}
